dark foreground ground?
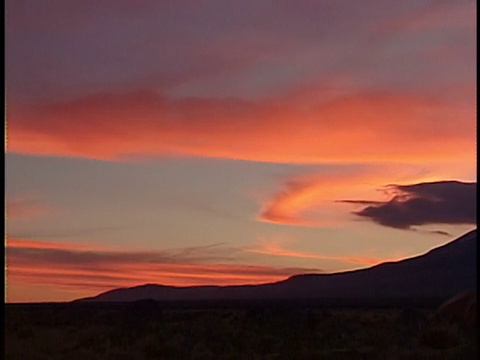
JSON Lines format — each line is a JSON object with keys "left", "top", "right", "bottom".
{"left": 5, "top": 300, "right": 478, "bottom": 359}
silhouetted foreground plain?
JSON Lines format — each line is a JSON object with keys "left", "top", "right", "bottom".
{"left": 6, "top": 230, "right": 477, "bottom": 358}
{"left": 5, "top": 299, "right": 477, "bottom": 359}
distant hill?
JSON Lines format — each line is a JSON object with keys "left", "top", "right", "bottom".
{"left": 76, "top": 229, "right": 476, "bottom": 304}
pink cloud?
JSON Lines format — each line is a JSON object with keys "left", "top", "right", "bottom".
{"left": 6, "top": 238, "right": 321, "bottom": 302}
{"left": 7, "top": 90, "right": 475, "bottom": 165}
{"left": 377, "top": 0, "right": 475, "bottom": 35}
{"left": 6, "top": 194, "right": 52, "bottom": 218}
{"left": 255, "top": 159, "right": 477, "bottom": 228}
{"left": 245, "top": 237, "right": 388, "bottom": 266}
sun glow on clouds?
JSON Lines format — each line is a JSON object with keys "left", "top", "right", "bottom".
{"left": 7, "top": 90, "right": 474, "bottom": 165}
{"left": 245, "top": 236, "right": 386, "bottom": 266}
{"left": 5, "top": 0, "right": 475, "bottom": 303}
{"left": 257, "top": 167, "right": 458, "bottom": 227}
{"left": 6, "top": 238, "right": 321, "bottom": 303}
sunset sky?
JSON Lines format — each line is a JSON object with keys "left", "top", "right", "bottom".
{"left": 5, "top": 0, "right": 476, "bottom": 303}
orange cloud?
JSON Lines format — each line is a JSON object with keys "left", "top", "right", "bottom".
{"left": 6, "top": 238, "right": 96, "bottom": 250}
{"left": 6, "top": 194, "right": 52, "bottom": 218}
{"left": 245, "top": 238, "right": 386, "bottom": 266}
{"left": 258, "top": 176, "right": 335, "bottom": 227}
{"left": 6, "top": 238, "right": 320, "bottom": 302}
{"left": 257, "top": 166, "right": 455, "bottom": 226}
{"left": 7, "top": 90, "right": 474, "bottom": 165}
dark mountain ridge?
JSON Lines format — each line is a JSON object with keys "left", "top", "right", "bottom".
{"left": 76, "top": 229, "right": 477, "bottom": 304}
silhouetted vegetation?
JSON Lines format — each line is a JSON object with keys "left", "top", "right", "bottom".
{"left": 5, "top": 301, "right": 477, "bottom": 359}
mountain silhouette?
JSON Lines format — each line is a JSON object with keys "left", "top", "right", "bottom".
{"left": 76, "top": 229, "right": 476, "bottom": 304}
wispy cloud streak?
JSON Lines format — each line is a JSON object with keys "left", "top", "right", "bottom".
{"left": 6, "top": 239, "right": 321, "bottom": 302}
{"left": 245, "top": 238, "right": 387, "bottom": 266}
{"left": 6, "top": 194, "right": 52, "bottom": 218}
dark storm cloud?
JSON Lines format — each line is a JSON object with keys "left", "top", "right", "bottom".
{"left": 339, "top": 181, "right": 476, "bottom": 229}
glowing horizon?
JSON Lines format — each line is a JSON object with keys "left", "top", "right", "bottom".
{"left": 5, "top": 0, "right": 476, "bottom": 303}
